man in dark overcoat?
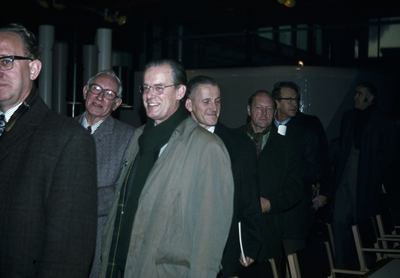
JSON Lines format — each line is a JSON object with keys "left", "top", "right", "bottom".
{"left": 332, "top": 82, "right": 398, "bottom": 269}
{"left": 185, "top": 76, "right": 263, "bottom": 278}
{"left": 237, "top": 90, "right": 302, "bottom": 273}
{"left": 0, "top": 23, "right": 97, "bottom": 277}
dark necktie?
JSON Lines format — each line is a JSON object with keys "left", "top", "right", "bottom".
{"left": 0, "top": 114, "right": 6, "bottom": 137}
{"left": 87, "top": 126, "right": 92, "bottom": 134}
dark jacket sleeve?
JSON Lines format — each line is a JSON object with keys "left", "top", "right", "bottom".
{"left": 38, "top": 129, "right": 98, "bottom": 278}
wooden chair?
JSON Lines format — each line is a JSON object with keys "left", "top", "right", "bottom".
{"left": 235, "top": 258, "right": 278, "bottom": 278}
{"left": 376, "top": 208, "right": 400, "bottom": 249}
{"left": 287, "top": 242, "right": 365, "bottom": 278}
{"left": 352, "top": 217, "right": 400, "bottom": 271}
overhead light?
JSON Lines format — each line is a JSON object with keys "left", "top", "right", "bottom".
{"left": 284, "top": 0, "right": 296, "bottom": 8}
{"left": 37, "top": 0, "right": 49, "bottom": 8}
{"left": 277, "top": 0, "right": 286, "bottom": 4}
{"left": 117, "top": 15, "right": 127, "bottom": 25}
{"left": 298, "top": 61, "right": 304, "bottom": 66}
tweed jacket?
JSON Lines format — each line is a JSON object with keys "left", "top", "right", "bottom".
{"left": 0, "top": 88, "right": 98, "bottom": 278}
{"left": 75, "top": 114, "right": 135, "bottom": 278}
{"left": 101, "top": 117, "right": 234, "bottom": 278}
{"left": 214, "top": 122, "right": 262, "bottom": 277}
{"left": 238, "top": 125, "right": 302, "bottom": 262}
{"left": 334, "top": 106, "right": 398, "bottom": 222}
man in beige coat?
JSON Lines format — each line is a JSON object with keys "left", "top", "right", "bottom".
{"left": 101, "top": 59, "right": 234, "bottom": 278}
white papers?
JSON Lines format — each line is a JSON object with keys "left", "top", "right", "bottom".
{"left": 238, "top": 221, "right": 247, "bottom": 266}
{"left": 278, "top": 125, "right": 287, "bottom": 136}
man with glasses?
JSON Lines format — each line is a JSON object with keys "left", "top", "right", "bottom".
{"left": 0, "top": 23, "right": 97, "bottom": 277}
{"left": 75, "top": 70, "right": 135, "bottom": 278}
{"left": 101, "top": 59, "right": 234, "bottom": 278}
{"left": 271, "top": 81, "right": 321, "bottom": 257}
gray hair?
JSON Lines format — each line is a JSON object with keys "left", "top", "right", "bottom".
{"left": 186, "top": 75, "right": 220, "bottom": 100}
{"left": 87, "top": 70, "right": 122, "bottom": 99}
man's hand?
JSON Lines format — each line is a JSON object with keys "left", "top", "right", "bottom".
{"left": 312, "top": 195, "right": 327, "bottom": 208}
{"left": 239, "top": 254, "right": 255, "bottom": 267}
{"left": 260, "top": 197, "right": 271, "bottom": 213}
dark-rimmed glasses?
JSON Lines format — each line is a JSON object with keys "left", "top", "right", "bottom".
{"left": 139, "top": 84, "right": 174, "bottom": 95}
{"left": 88, "top": 84, "right": 118, "bottom": 100}
{"left": 276, "top": 97, "right": 300, "bottom": 103}
{"left": 0, "top": 56, "right": 33, "bottom": 71}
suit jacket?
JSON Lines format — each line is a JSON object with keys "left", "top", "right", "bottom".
{"left": 214, "top": 122, "right": 262, "bottom": 277}
{"left": 237, "top": 124, "right": 302, "bottom": 263}
{"left": 296, "top": 112, "right": 333, "bottom": 199}
{"left": 74, "top": 114, "right": 135, "bottom": 278}
{"left": 334, "top": 106, "right": 398, "bottom": 222}
{"left": 0, "top": 88, "right": 98, "bottom": 278}
{"left": 275, "top": 117, "right": 321, "bottom": 239}
{"left": 101, "top": 117, "right": 234, "bottom": 278}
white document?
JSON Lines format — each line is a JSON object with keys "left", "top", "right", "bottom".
{"left": 238, "top": 221, "right": 247, "bottom": 266}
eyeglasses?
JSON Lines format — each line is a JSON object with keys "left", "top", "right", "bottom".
{"left": 276, "top": 97, "right": 300, "bottom": 103}
{"left": 0, "top": 56, "right": 33, "bottom": 71}
{"left": 139, "top": 84, "right": 174, "bottom": 95}
{"left": 88, "top": 84, "right": 118, "bottom": 100}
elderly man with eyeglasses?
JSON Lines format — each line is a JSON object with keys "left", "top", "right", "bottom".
{"left": 74, "top": 70, "right": 135, "bottom": 278}
{"left": 271, "top": 81, "right": 322, "bottom": 258}
{"left": 0, "top": 23, "right": 97, "bottom": 277}
{"left": 100, "top": 59, "right": 234, "bottom": 278}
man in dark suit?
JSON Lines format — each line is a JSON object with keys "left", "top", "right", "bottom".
{"left": 271, "top": 81, "right": 322, "bottom": 255}
{"left": 0, "top": 23, "right": 97, "bottom": 277}
{"left": 75, "top": 70, "right": 135, "bottom": 278}
{"left": 332, "top": 82, "right": 398, "bottom": 269}
{"left": 185, "top": 76, "right": 263, "bottom": 278}
{"left": 237, "top": 90, "right": 302, "bottom": 273}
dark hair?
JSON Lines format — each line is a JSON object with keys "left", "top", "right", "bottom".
{"left": 143, "top": 59, "right": 187, "bottom": 88}
{"left": 248, "top": 90, "right": 276, "bottom": 110}
{"left": 186, "top": 75, "right": 220, "bottom": 99}
{"left": 357, "top": 82, "right": 378, "bottom": 98}
{"left": 271, "top": 81, "right": 300, "bottom": 99}
{"left": 0, "top": 23, "right": 42, "bottom": 60}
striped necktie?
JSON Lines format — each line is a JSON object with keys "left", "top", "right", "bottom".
{"left": 0, "top": 114, "right": 6, "bottom": 136}
{"left": 87, "top": 126, "right": 92, "bottom": 134}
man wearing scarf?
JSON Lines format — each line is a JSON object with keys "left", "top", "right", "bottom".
{"left": 101, "top": 59, "right": 234, "bottom": 278}
{"left": 331, "top": 82, "right": 398, "bottom": 270}
{"left": 237, "top": 90, "right": 302, "bottom": 274}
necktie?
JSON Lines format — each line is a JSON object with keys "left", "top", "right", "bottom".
{"left": 87, "top": 126, "right": 92, "bottom": 134}
{"left": 0, "top": 114, "right": 6, "bottom": 136}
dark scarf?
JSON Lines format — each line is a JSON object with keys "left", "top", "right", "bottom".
{"left": 116, "top": 102, "right": 188, "bottom": 268}
{"left": 247, "top": 122, "right": 270, "bottom": 157}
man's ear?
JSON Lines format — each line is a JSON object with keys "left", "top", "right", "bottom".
{"left": 83, "top": 85, "right": 88, "bottom": 100}
{"left": 29, "top": 60, "right": 42, "bottom": 80}
{"left": 247, "top": 105, "right": 251, "bottom": 117}
{"left": 368, "top": 94, "right": 374, "bottom": 104}
{"left": 275, "top": 100, "right": 280, "bottom": 109}
{"left": 113, "top": 98, "right": 123, "bottom": 111}
{"left": 185, "top": 98, "right": 193, "bottom": 112}
{"left": 176, "top": 85, "right": 186, "bottom": 101}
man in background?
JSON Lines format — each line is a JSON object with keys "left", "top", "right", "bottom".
{"left": 75, "top": 70, "right": 135, "bottom": 278}
{"left": 186, "top": 75, "right": 263, "bottom": 277}
{"left": 238, "top": 90, "right": 302, "bottom": 273}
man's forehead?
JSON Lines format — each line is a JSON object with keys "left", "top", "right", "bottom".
{"left": 253, "top": 93, "right": 272, "bottom": 105}
{"left": 195, "top": 84, "right": 220, "bottom": 98}
{"left": 0, "top": 31, "right": 25, "bottom": 55}
{"left": 144, "top": 64, "right": 172, "bottom": 82}
{"left": 280, "top": 87, "right": 297, "bottom": 97}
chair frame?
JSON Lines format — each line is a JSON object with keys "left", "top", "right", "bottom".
{"left": 287, "top": 242, "right": 366, "bottom": 278}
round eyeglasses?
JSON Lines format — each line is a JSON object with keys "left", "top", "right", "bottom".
{"left": 139, "top": 84, "right": 174, "bottom": 95}
{"left": 0, "top": 56, "right": 33, "bottom": 71}
{"left": 88, "top": 84, "right": 118, "bottom": 100}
